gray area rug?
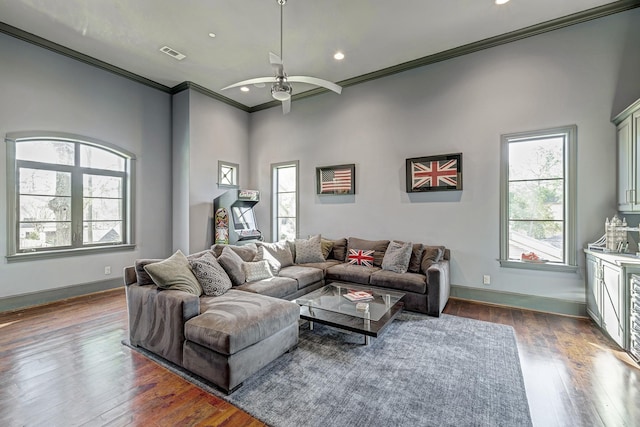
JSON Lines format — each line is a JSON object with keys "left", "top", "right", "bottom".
{"left": 125, "top": 313, "right": 532, "bottom": 427}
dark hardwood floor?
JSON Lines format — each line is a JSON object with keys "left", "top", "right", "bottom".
{"left": 1, "top": 289, "right": 638, "bottom": 426}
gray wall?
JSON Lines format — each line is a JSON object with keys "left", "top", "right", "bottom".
{"left": 0, "top": 33, "right": 172, "bottom": 300}
{"left": 172, "top": 89, "right": 250, "bottom": 254}
{"left": 249, "top": 9, "right": 640, "bottom": 304}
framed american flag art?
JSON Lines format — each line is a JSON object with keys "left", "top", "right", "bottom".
{"left": 316, "top": 164, "right": 355, "bottom": 195}
{"left": 406, "top": 153, "right": 462, "bottom": 192}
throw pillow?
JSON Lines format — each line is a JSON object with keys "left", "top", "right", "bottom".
{"left": 134, "top": 258, "right": 162, "bottom": 285}
{"left": 381, "top": 240, "right": 413, "bottom": 274}
{"left": 320, "top": 238, "right": 334, "bottom": 260}
{"left": 347, "top": 249, "right": 375, "bottom": 267}
{"left": 217, "top": 246, "right": 246, "bottom": 285}
{"left": 328, "top": 237, "right": 348, "bottom": 261}
{"left": 257, "top": 241, "right": 294, "bottom": 267}
{"left": 407, "top": 243, "right": 425, "bottom": 273}
{"left": 189, "top": 251, "right": 232, "bottom": 296}
{"left": 347, "top": 237, "right": 390, "bottom": 267}
{"left": 295, "top": 234, "right": 325, "bottom": 264}
{"left": 143, "top": 250, "right": 203, "bottom": 296}
{"left": 254, "top": 245, "right": 282, "bottom": 275}
{"left": 243, "top": 260, "right": 274, "bottom": 282}
{"left": 211, "top": 243, "right": 258, "bottom": 262}
{"left": 421, "top": 245, "right": 445, "bottom": 274}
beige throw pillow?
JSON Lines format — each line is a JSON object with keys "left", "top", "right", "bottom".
{"left": 143, "top": 250, "right": 203, "bottom": 296}
{"left": 243, "top": 260, "right": 274, "bottom": 282}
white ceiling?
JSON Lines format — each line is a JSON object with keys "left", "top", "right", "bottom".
{"left": 0, "top": 0, "right": 627, "bottom": 110}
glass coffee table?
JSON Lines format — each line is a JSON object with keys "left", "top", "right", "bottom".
{"left": 293, "top": 282, "right": 405, "bottom": 345}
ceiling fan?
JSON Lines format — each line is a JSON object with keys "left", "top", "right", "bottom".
{"left": 221, "top": 0, "right": 342, "bottom": 114}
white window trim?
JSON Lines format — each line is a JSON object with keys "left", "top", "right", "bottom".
{"left": 271, "top": 161, "right": 299, "bottom": 241}
{"left": 217, "top": 160, "right": 239, "bottom": 189}
{"left": 5, "top": 131, "right": 136, "bottom": 262}
{"left": 499, "top": 125, "right": 578, "bottom": 272}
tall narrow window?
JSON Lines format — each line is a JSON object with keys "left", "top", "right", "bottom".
{"left": 272, "top": 161, "right": 298, "bottom": 241}
{"left": 6, "top": 132, "right": 135, "bottom": 259}
{"left": 499, "top": 125, "right": 577, "bottom": 271}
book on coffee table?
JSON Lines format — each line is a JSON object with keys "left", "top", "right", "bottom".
{"left": 344, "top": 290, "right": 374, "bottom": 302}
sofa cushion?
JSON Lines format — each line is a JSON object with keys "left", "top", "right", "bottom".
{"left": 257, "top": 241, "right": 294, "bottom": 268}
{"left": 370, "top": 270, "right": 427, "bottom": 294}
{"left": 279, "top": 265, "right": 324, "bottom": 290}
{"left": 421, "top": 246, "right": 445, "bottom": 274}
{"left": 296, "top": 260, "right": 341, "bottom": 272}
{"left": 243, "top": 260, "right": 273, "bottom": 282}
{"left": 135, "top": 258, "right": 163, "bottom": 285}
{"left": 254, "top": 245, "right": 282, "bottom": 275}
{"left": 143, "top": 250, "right": 203, "bottom": 296}
{"left": 235, "top": 276, "right": 298, "bottom": 299}
{"left": 325, "top": 263, "right": 380, "bottom": 285}
{"left": 212, "top": 243, "right": 258, "bottom": 262}
{"left": 189, "top": 251, "right": 232, "bottom": 296}
{"left": 295, "top": 234, "right": 325, "bottom": 264}
{"left": 347, "top": 237, "right": 390, "bottom": 267}
{"left": 381, "top": 241, "right": 413, "bottom": 274}
{"left": 217, "top": 246, "right": 246, "bottom": 285}
{"left": 407, "top": 243, "right": 424, "bottom": 273}
{"left": 347, "top": 249, "right": 375, "bottom": 267}
{"left": 184, "top": 290, "right": 299, "bottom": 355}
{"left": 328, "top": 237, "right": 348, "bottom": 261}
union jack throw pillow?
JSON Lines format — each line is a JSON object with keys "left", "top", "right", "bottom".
{"left": 347, "top": 249, "right": 375, "bottom": 267}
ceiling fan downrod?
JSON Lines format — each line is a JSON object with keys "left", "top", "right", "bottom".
{"left": 278, "top": 0, "right": 286, "bottom": 62}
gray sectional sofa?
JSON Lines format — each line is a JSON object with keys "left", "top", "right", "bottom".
{"left": 124, "top": 235, "right": 450, "bottom": 393}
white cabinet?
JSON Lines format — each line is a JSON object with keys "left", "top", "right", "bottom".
{"left": 584, "top": 251, "right": 629, "bottom": 349}
{"left": 601, "top": 261, "right": 624, "bottom": 347}
{"left": 586, "top": 253, "right": 601, "bottom": 326}
{"left": 615, "top": 100, "right": 640, "bottom": 213}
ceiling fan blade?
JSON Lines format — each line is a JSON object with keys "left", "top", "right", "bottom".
{"left": 221, "top": 77, "right": 275, "bottom": 91}
{"left": 269, "top": 52, "right": 283, "bottom": 65}
{"left": 288, "top": 76, "right": 342, "bottom": 94}
{"left": 269, "top": 52, "right": 285, "bottom": 77}
{"left": 282, "top": 98, "right": 291, "bottom": 115}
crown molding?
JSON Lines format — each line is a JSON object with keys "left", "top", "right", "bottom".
{"left": 0, "top": 22, "right": 172, "bottom": 93}
{"left": 2, "top": 0, "right": 639, "bottom": 113}
{"left": 171, "top": 81, "right": 251, "bottom": 112}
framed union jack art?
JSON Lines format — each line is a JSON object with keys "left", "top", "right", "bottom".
{"left": 406, "top": 153, "right": 462, "bottom": 192}
{"left": 316, "top": 164, "right": 355, "bottom": 195}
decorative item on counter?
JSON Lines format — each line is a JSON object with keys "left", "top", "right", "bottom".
{"left": 605, "top": 215, "right": 627, "bottom": 251}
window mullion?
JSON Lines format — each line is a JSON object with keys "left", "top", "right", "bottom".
{"left": 70, "top": 167, "right": 83, "bottom": 247}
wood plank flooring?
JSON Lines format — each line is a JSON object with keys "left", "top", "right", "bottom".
{"left": 0, "top": 289, "right": 638, "bottom": 426}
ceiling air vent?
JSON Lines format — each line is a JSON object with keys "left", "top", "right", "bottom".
{"left": 160, "top": 46, "right": 186, "bottom": 60}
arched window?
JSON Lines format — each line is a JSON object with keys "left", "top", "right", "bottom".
{"left": 6, "top": 132, "right": 135, "bottom": 260}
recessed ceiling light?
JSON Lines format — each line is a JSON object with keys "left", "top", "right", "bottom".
{"left": 495, "top": 0, "right": 510, "bottom": 4}
{"left": 240, "top": 87, "right": 250, "bottom": 92}
{"left": 208, "top": 32, "right": 216, "bottom": 38}
{"left": 334, "top": 51, "right": 345, "bottom": 60}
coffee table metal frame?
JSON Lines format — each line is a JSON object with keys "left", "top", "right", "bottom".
{"left": 294, "top": 282, "right": 405, "bottom": 345}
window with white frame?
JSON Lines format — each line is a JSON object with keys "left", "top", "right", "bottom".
{"left": 6, "top": 132, "right": 135, "bottom": 259}
{"left": 218, "top": 161, "right": 238, "bottom": 188}
{"left": 499, "top": 125, "right": 577, "bottom": 271}
{"left": 272, "top": 161, "right": 298, "bottom": 241}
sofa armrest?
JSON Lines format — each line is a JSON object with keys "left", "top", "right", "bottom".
{"left": 426, "top": 259, "right": 450, "bottom": 317}
{"left": 125, "top": 282, "right": 200, "bottom": 366}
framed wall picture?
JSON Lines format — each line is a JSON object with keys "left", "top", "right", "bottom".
{"left": 406, "top": 153, "right": 462, "bottom": 192}
{"left": 316, "top": 164, "right": 355, "bottom": 195}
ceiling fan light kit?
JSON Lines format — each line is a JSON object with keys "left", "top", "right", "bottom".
{"left": 221, "top": 0, "right": 341, "bottom": 114}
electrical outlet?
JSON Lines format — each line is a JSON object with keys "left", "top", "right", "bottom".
{"left": 104, "top": 266, "right": 111, "bottom": 275}
{"left": 483, "top": 275, "right": 491, "bottom": 285}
